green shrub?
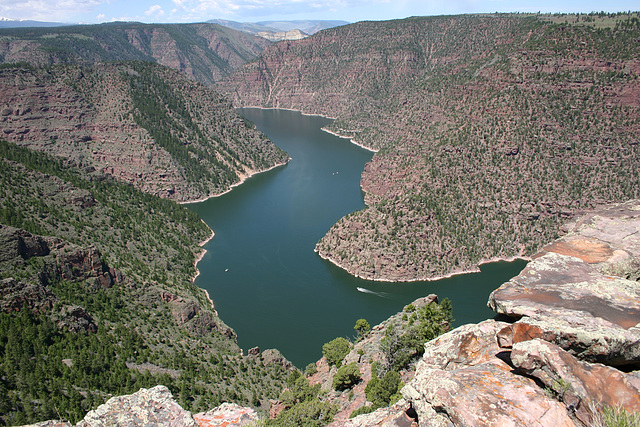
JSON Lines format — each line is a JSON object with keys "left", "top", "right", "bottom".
{"left": 304, "top": 362, "right": 318, "bottom": 376}
{"left": 269, "top": 376, "right": 336, "bottom": 427}
{"left": 332, "top": 362, "right": 361, "bottom": 391}
{"left": 601, "top": 405, "right": 640, "bottom": 427}
{"left": 381, "top": 299, "right": 453, "bottom": 371}
{"left": 286, "top": 370, "right": 302, "bottom": 388}
{"left": 354, "top": 318, "right": 371, "bottom": 340}
{"left": 365, "top": 370, "right": 403, "bottom": 409}
{"left": 349, "top": 405, "right": 375, "bottom": 418}
{"left": 322, "top": 337, "right": 351, "bottom": 367}
{"left": 267, "top": 399, "right": 336, "bottom": 426}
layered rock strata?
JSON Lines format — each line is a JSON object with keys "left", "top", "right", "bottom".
{"left": 368, "top": 201, "right": 640, "bottom": 426}
{"left": 0, "top": 63, "right": 288, "bottom": 202}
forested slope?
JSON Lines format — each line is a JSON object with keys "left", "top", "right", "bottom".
{"left": 0, "top": 141, "right": 291, "bottom": 425}
{"left": 0, "top": 22, "right": 271, "bottom": 85}
{"left": 0, "top": 62, "right": 289, "bottom": 202}
{"left": 221, "top": 13, "right": 640, "bottom": 281}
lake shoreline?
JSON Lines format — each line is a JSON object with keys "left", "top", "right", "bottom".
{"left": 191, "top": 224, "right": 216, "bottom": 310}
{"left": 185, "top": 108, "right": 527, "bottom": 367}
{"left": 315, "top": 247, "right": 530, "bottom": 283}
{"left": 320, "top": 127, "right": 378, "bottom": 153}
{"left": 236, "top": 105, "right": 379, "bottom": 153}
{"left": 179, "top": 159, "right": 290, "bottom": 205}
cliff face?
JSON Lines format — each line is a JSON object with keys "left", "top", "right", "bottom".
{"left": 0, "top": 22, "right": 271, "bottom": 86}
{"left": 357, "top": 200, "right": 640, "bottom": 426}
{"left": 0, "top": 143, "right": 292, "bottom": 425}
{"left": 256, "top": 29, "right": 308, "bottom": 42}
{"left": 221, "top": 13, "right": 640, "bottom": 281}
{"left": 0, "top": 62, "right": 288, "bottom": 202}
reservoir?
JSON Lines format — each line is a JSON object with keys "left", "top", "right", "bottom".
{"left": 189, "top": 108, "right": 526, "bottom": 369}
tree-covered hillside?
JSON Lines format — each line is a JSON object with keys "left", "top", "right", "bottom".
{"left": 0, "top": 141, "right": 291, "bottom": 425}
{"left": 0, "top": 22, "right": 271, "bottom": 85}
{"left": 0, "top": 62, "right": 289, "bottom": 202}
{"left": 221, "top": 13, "right": 640, "bottom": 281}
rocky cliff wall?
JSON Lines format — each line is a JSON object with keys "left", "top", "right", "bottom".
{"left": 222, "top": 14, "right": 640, "bottom": 282}
{"left": 0, "top": 62, "right": 288, "bottom": 202}
{"left": 357, "top": 200, "right": 640, "bottom": 426}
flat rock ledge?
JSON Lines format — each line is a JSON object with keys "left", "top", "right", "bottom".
{"left": 24, "top": 386, "right": 258, "bottom": 427}
{"left": 488, "top": 199, "right": 640, "bottom": 366}
{"left": 351, "top": 201, "right": 640, "bottom": 426}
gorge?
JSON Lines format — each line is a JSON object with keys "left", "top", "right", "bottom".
{"left": 0, "top": 11, "right": 638, "bottom": 427}
{"left": 188, "top": 108, "right": 527, "bottom": 368}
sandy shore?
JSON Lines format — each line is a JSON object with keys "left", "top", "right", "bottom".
{"left": 190, "top": 223, "right": 217, "bottom": 311}
{"left": 237, "top": 104, "right": 338, "bottom": 120}
{"left": 179, "top": 159, "right": 290, "bottom": 205}
{"left": 192, "top": 223, "right": 214, "bottom": 282}
{"left": 320, "top": 127, "right": 379, "bottom": 153}
{"left": 315, "top": 247, "right": 530, "bottom": 283}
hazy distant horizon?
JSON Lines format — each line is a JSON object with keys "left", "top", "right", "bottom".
{"left": 0, "top": 0, "right": 638, "bottom": 28}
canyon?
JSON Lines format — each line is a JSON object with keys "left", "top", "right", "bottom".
{"left": 0, "top": 11, "right": 638, "bottom": 427}
{"left": 33, "top": 200, "right": 640, "bottom": 426}
{"left": 221, "top": 13, "right": 640, "bottom": 282}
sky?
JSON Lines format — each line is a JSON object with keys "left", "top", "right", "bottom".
{"left": 0, "top": 0, "right": 638, "bottom": 25}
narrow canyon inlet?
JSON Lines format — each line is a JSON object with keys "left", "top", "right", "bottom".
{"left": 189, "top": 108, "right": 526, "bottom": 368}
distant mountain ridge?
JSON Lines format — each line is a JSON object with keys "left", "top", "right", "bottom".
{"left": 208, "top": 19, "right": 349, "bottom": 36}
{"left": 0, "top": 21, "right": 271, "bottom": 85}
{"left": 0, "top": 16, "right": 69, "bottom": 28}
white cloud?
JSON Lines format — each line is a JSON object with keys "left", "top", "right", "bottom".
{"left": 0, "top": 0, "right": 106, "bottom": 22}
{"left": 145, "top": 4, "right": 165, "bottom": 16}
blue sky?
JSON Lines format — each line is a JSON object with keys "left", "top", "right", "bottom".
{"left": 1, "top": 0, "right": 638, "bottom": 25}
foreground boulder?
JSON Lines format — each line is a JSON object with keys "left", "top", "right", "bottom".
{"left": 401, "top": 320, "right": 576, "bottom": 426}
{"left": 511, "top": 339, "right": 640, "bottom": 426}
{"left": 25, "top": 386, "right": 261, "bottom": 427}
{"left": 394, "top": 201, "right": 640, "bottom": 427}
{"left": 193, "top": 402, "right": 259, "bottom": 426}
{"left": 77, "top": 386, "right": 197, "bottom": 427}
{"left": 489, "top": 200, "right": 640, "bottom": 366}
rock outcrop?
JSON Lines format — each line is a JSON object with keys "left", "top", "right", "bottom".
{"left": 256, "top": 29, "right": 308, "bottom": 42}
{"left": 381, "top": 201, "right": 640, "bottom": 426}
{"left": 0, "top": 62, "right": 288, "bottom": 203}
{"left": 512, "top": 339, "right": 640, "bottom": 426}
{"left": 488, "top": 200, "right": 640, "bottom": 367}
{"left": 194, "top": 403, "right": 259, "bottom": 426}
{"left": 77, "top": 386, "right": 197, "bottom": 427}
{"left": 25, "top": 386, "right": 262, "bottom": 427}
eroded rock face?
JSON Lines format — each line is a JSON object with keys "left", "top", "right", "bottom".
{"left": 344, "top": 399, "right": 418, "bottom": 427}
{"left": 489, "top": 200, "right": 640, "bottom": 366}
{"left": 511, "top": 339, "right": 640, "bottom": 426}
{"left": 194, "top": 403, "right": 259, "bottom": 426}
{"left": 400, "top": 202, "right": 640, "bottom": 427}
{"left": 24, "top": 387, "right": 264, "bottom": 427}
{"left": 76, "top": 385, "right": 197, "bottom": 427}
{"left": 0, "top": 63, "right": 288, "bottom": 203}
{"left": 0, "top": 277, "right": 56, "bottom": 314}
{"left": 401, "top": 320, "right": 577, "bottom": 426}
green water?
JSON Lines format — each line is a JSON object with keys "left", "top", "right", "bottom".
{"left": 189, "top": 108, "right": 526, "bottom": 369}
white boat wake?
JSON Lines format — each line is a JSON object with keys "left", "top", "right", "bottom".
{"left": 356, "top": 287, "right": 390, "bottom": 298}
